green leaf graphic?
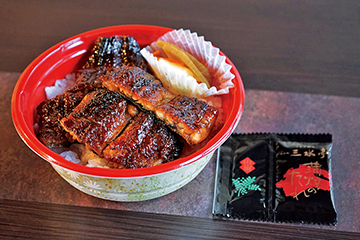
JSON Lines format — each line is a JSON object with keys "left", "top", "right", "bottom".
{"left": 232, "top": 176, "right": 261, "bottom": 197}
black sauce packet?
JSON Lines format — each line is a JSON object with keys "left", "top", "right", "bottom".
{"left": 212, "top": 133, "right": 337, "bottom": 225}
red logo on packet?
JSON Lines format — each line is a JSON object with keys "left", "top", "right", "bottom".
{"left": 276, "top": 163, "right": 330, "bottom": 200}
{"left": 239, "top": 157, "right": 256, "bottom": 174}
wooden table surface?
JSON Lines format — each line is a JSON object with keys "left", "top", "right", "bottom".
{"left": 1, "top": 1, "right": 360, "bottom": 239}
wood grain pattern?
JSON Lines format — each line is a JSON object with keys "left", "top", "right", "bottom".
{"left": 1, "top": 0, "right": 360, "bottom": 97}
{"left": 0, "top": 199, "right": 359, "bottom": 240}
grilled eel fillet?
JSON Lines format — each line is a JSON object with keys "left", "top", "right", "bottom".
{"left": 101, "top": 65, "right": 219, "bottom": 145}
{"left": 36, "top": 81, "right": 97, "bottom": 148}
{"left": 154, "top": 96, "right": 218, "bottom": 145}
{"left": 75, "top": 35, "right": 152, "bottom": 88}
{"left": 60, "top": 89, "right": 138, "bottom": 156}
{"left": 58, "top": 89, "right": 181, "bottom": 168}
{"left": 102, "top": 65, "right": 176, "bottom": 111}
{"left": 36, "top": 35, "right": 150, "bottom": 148}
{"left": 84, "top": 35, "right": 151, "bottom": 72}
{"left": 103, "top": 112, "right": 181, "bottom": 169}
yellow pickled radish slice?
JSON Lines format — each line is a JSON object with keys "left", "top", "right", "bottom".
{"left": 156, "top": 40, "right": 210, "bottom": 88}
{"left": 161, "top": 58, "right": 198, "bottom": 79}
{"left": 164, "top": 48, "right": 211, "bottom": 88}
{"left": 165, "top": 48, "right": 209, "bottom": 87}
{"left": 183, "top": 51, "right": 211, "bottom": 82}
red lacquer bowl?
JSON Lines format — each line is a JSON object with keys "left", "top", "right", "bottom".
{"left": 11, "top": 25, "right": 245, "bottom": 201}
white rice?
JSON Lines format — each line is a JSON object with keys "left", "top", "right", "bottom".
{"left": 45, "top": 73, "right": 76, "bottom": 99}
{"left": 59, "top": 143, "right": 109, "bottom": 168}
{"left": 60, "top": 150, "right": 81, "bottom": 164}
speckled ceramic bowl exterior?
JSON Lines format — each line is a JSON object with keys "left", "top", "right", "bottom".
{"left": 52, "top": 152, "right": 213, "bottom": 201}
{"left": 12, "top": 25, "right": 245, "bottom": 201}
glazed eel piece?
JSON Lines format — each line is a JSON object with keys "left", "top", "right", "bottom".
{"left": 84, "top": 35, "right": 151, "bottom": 73}
{"left": 36, "top": 81, "right": 98, "bottom": 148}
{"left": 36, "top": 35, "right": 150, "bottom": 148}
{"left": 60, "top": 89, "right": 138, "bottom": 156}
{"left": 103, "top": 112, "right": 182, "bottom": 169}
{"left": 59, "top": 88, "right": 181, "bottom": 167}
{"left": 75, "top": 35, "right": 152, "bottom": 88}
{"left": 101, "top": 65, "right": 219, "bottom": 145}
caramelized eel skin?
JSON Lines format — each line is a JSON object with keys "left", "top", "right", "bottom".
{"left": 102, "top": 65, "right": 176, "bottom": 111}
{"left": 60, "top": 89, "right": 135, "bottom": 156}
{"left": 101, "top": 65, "right": 219, "bottom": 145}
{"left": 155, "top": 96, "right": 219, "bottom": 145}
{"left": 36, "top": 36, "right": 217, "bottom": 168}
{"left": 36, "top": 35, "right": 149, "bottom": 148}
{"left": 36, "top": 81, "right": 97, "bottom": 148}
{"left": 85, "top": 36, "right": 151, "bottom": 73}
{"left": 103, "top": 112, "right": 182, "bottom": 169}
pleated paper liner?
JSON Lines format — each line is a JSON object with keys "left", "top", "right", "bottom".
{"left": 141, "top": 28, "right": 235, "bottom": 105}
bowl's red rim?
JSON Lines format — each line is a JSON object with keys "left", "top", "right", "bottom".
{"left": 11, "top": 24, "right": 245, "bottom": 178}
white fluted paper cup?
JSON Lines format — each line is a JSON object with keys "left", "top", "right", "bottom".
{"left": 140, "top": 29, "right": 235, "bottom": 99}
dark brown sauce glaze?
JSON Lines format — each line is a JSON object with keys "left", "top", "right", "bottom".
{"left": 102, "top": 65, "right": 175, "bottom": 111}
{"left": 36, "top": 35, "right": 218, "bottom": 168}
{"left": 84, "top": 36, "right": 151, "bottom": 73}
{"left": 160, "top": 96, "right": 210, "bottom": 129}
{"left": 101, "top": 65, "right": 219, "bottom": 145}
{"left": 155, "top": 96, "right": 219, "bottom": 145}
{"left": 36, "top": 81, "right": 98, "bottom": 148}
{"left": 36, "top": 35, "right": 151, "bottom": 149}
{"left": 103, "top": 112, "right": 182, "bottom": 169}
{"left": 60, "top": 89, "right": 135, "bottom": 156}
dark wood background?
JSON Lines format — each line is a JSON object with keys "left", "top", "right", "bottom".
{"left": 2, "top": 1, "right": 360, "bottom": 239}
{"left": 1, "top": 198, "right": 359, "bottom": 240}
{"left": 1, "top": 0, "right": 359, "bottom": 97}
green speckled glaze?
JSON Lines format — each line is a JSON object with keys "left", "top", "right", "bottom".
{"left": 51, "top": 152, "right": 214, "bottom": 201}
